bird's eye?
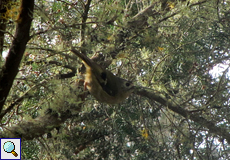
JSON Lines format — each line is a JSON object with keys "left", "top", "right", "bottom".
{"left": 101, "top": 72, "right": 107, "bottom": 81}
{"left": 125, "top": 82, "right": 131, "bottom": 87}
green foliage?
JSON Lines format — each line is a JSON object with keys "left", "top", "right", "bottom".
{"left": 2, "top": 0, "right": 230, "bottom": 159}
{"left": 21, "top": 140, "right": 39, "bottom": 159}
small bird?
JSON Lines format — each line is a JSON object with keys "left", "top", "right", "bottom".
{"left": 71, "top": 48, "right": 134, "bottom": 104}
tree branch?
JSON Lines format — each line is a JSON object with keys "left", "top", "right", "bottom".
{"left": 1, "top": 109, "right": 72, "bottom": 140}
{"left": 0, "top": 80, "right": 47, "bottom": 120}
{"left": 80, "top": 0, "right": 92, "bottom": 55}
{"left": 0, "top": 0, "right": 8, "bottom": 59}
{"left": 24, "top": 60, "right": 77, "bottom": 79}
{"left": 136, "top": 87, "right": 230, "bottom": 144}
{"left": 0, "top": 0, "right": 34, "bottom": 112}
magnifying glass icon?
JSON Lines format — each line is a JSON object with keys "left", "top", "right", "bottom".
{"left": 3, "top": 141, "right": 18, "bottom": 157}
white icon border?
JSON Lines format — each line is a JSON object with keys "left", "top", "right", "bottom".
{"left": 1, "top": 138, "right": 21, "bottom": 160}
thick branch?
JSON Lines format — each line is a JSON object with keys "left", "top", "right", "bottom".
{"left": 0, "top": 0, "right": 8, "bottom": 58}
{"left": 0, "top": 0, "right": 34, "bottom": 112}
{"left": 1, "top": 109, "right": 71, "bottom": 140}
{"left": 0, "top": 81, "right": 84, "bottom": 140}
{"left": 24, "top": 60, "right": 77, "bottom": 79}
{"left": 80, "top": 0, "right": 92, "bottom": 55}
{"left": 136, "top": 87, "right": 230, "bottom": 144}
{"left": 0, "top": 80, "right": 47, "bottom": 120}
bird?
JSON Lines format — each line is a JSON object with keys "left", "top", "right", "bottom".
{"left": 71, "top": 48, "right": 134, "bottom": 104}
